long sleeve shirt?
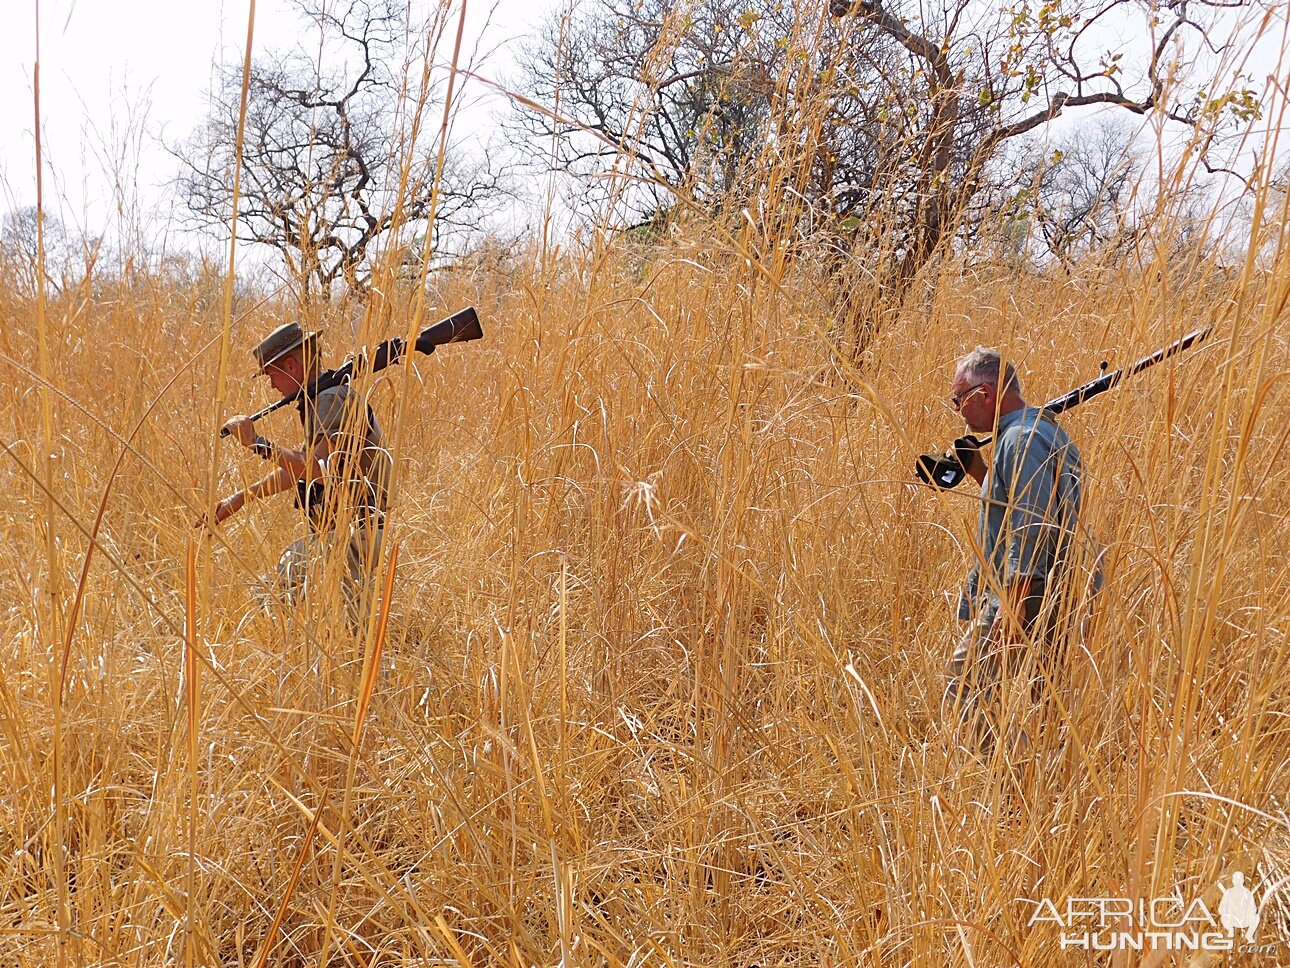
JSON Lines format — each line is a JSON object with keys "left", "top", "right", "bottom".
{"left": 958, "top": 406, "right": 1085, "bottom": 622}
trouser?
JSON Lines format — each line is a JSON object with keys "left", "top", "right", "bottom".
{"left": 942, "top": 580, "right": 1066, "bottom": 745}
{"left": 267, "top": 523, "right": 385, "bottom": 622}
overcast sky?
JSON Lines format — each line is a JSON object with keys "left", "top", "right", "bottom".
{"left": 2, "top": 0, "right": 1286, "bottom": 259}
{"left": 0, "top": 0, "right": 549, "bottom": 246}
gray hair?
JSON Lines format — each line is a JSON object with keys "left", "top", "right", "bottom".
{"left": 957, "top": 346, "right": 1022, "bottom": 394}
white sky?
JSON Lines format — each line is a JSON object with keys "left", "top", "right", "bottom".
{"left": 0, "top": 0, "right": 551, "bottom": 247}
{"left": 1, "top": 0, "right": 1286, "bottom": 258}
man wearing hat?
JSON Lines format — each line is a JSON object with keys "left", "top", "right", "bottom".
{"left": 202, "top": 321, "right": 393, "bottom": 615}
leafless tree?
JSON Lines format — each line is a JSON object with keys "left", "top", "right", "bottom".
{"left": 515, "top": 0, "right": 1264, "bottom": 361}
{"left": 829, "top": 0, "right": 1261, "bottom": 302}
{"left": 175, "top": 0, "right": 503, "bottom": 302}
{"left": 513, "top": 0, "right": 900, "bottom": 227}
{"left": 0, "top": 207, "right": 97, "bottom": 299}
{"left": 978, "top": 118, "right": 1142, "bottom": 269}
{"left": 1034, "top": 122, "right": 1139, "bottom": 267}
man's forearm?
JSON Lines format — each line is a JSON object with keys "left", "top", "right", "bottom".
{"left": 231, "top": 448, "right": 322, "bottom": 507}
{"left": 269, "top": 446, "right": 307, "bottom": 480}
{"left": 207, "top": 465, "right": 297, "bottom": 527}
{"left": 261, "top": 442, "right": 327, "bottom": 482}
{"left": 246, "top": 464, "right": 297, "bottom": 500}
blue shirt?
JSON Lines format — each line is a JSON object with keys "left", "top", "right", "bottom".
{"left": 958, "top": 406, "right": 1085, "bottom": 621}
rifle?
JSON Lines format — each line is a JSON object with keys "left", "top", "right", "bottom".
{"left": 915, "top": 324, "right": 1213, "bottom": 489}
{"left": 220, "top": 306, "right": 483, "bottom": 435}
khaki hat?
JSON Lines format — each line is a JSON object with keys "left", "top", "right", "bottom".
{"left": 253, "top": 322, "right": 320, "bottom": 370}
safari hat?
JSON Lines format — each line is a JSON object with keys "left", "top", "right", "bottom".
{"left": 253, "top": 322, "right": 320, "bottom": 370}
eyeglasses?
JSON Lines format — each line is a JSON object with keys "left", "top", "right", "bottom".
{"left": 950, "top": 382, "right": 990, "bottom": 410}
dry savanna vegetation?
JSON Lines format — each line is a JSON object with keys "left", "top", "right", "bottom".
{"left": 1, "top": 0, "right": 1289, "bottom": 965}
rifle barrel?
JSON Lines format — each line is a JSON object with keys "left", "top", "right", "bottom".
{"left": 1042, "top": 324, "right": 1212, "bottom": 417}
{"left": 218, "top": 306, "right": 482, "bottom": 435}
{"left": 941, "top": 324, "right": 1214, "bottom": 450}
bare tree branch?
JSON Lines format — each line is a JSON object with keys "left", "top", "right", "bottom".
{"left": 172, "top": 0, "right": 507, "bottom": 301}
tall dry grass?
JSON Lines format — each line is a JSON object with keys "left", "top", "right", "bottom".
{"left": 1, "top": 199, "right": 1287, "bottom": 966}
{"left": 3, "top": 4, "right": 1290, "bottom": 965}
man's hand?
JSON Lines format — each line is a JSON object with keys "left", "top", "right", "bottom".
{"left": 952, "top": 434, "right": 987, "bottom": 484}
{"left": 222, "top": 414, "right": 258, "bottom": 448}
{"left": 195, "top": 492, "right": 245, "bottom": 529}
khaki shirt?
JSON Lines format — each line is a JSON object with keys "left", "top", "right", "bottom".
{"left": 296, "top": 384, "right": 392, "bottom": 529}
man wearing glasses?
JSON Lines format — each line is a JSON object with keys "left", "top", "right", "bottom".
{"left": 942, "top": 347, "right": 1095, "bottom": 749}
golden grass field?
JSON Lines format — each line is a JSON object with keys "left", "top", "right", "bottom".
{"left": 0, "top": 203, "right": 1286, "bottom": 966}
{"left": 1, "top": 0, "right": 1289, "bottom": 953}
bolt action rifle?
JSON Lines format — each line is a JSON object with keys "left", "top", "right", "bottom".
{"left": 915, "top": 324, "right": 1213, "bottom": 490}
{"left": 219, "top": 306, "right": 483, "bottom": 435}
